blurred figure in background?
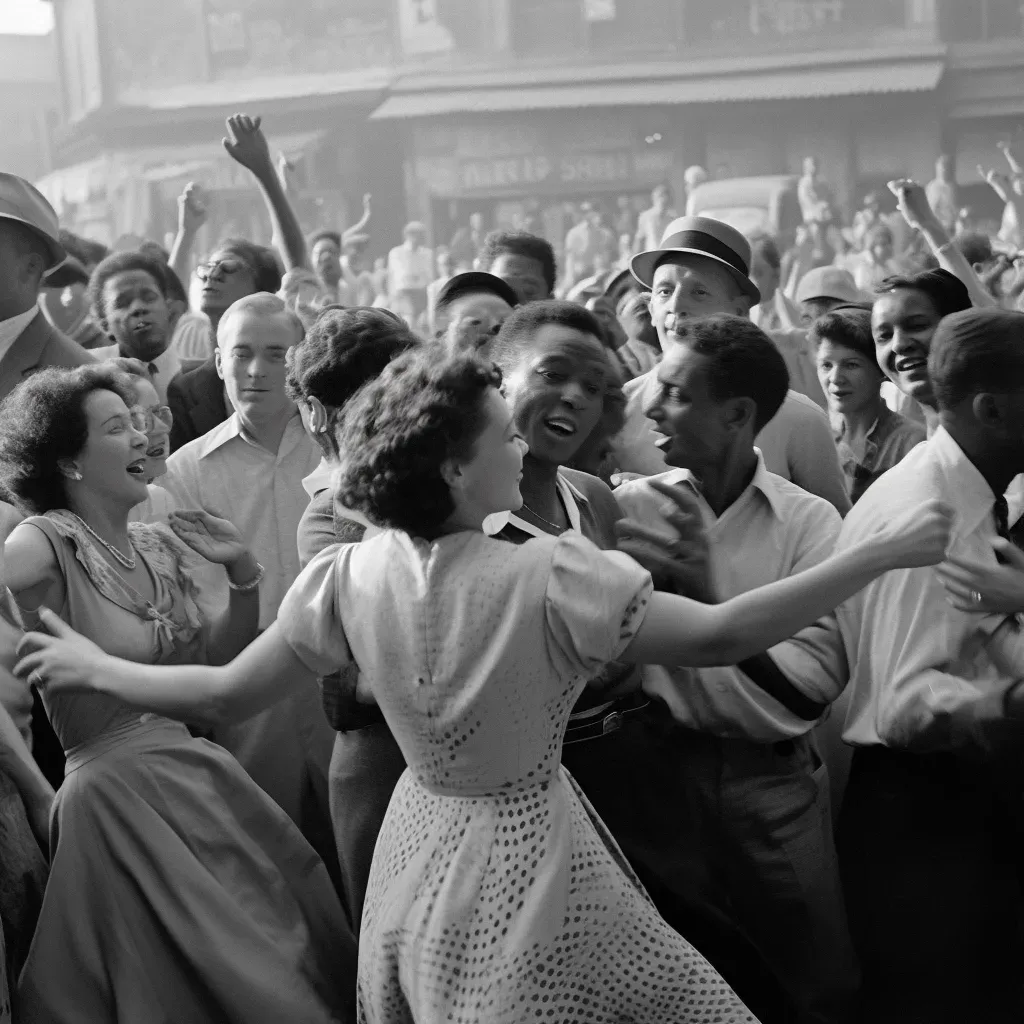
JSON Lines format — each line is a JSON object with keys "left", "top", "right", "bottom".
{"left": 386, "top": 221, "right": 433, "bottom": 327}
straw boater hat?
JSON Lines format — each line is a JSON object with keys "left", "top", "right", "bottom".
{"left": 629, "top": 215, "right": 761, "bottom": 306}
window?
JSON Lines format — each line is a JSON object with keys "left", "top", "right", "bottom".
{"left": 512, "top": 0, "right": 584, "bottom": 56}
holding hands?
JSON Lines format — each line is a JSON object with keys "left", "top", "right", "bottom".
{"left": 616, "top": 480, "right": 716, "bottom": 602}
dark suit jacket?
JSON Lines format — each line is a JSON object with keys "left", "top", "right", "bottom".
{"left": 0, "top": 311, "right": 95, "bottom": 403}
{"left": 167, "top": 356, "right": 229, "bottom": 452}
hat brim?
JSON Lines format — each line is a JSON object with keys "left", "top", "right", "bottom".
{"left": 435, "top": 271, "right": 519, "bottom": 314}
{"left": 630, "top": 246, "right": 761, "bottom": 306}
{"left": 0, "top": 212, "right": 66, "bottom": 270}
{"left": 43, "top": 254, "right": 89, "bottom": 288}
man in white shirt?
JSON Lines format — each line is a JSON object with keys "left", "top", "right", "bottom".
{"left": 821, "top": 307, "right": 1024, "bottom": 1024}
{"left": 85, "top": 250, "right": 181, "bottom": 403}
{"left": 386, "top": 221, "right": 433, "bottom": 326}
{"left": 615, "top": 315, "right": 857, "bottom": 1024}
{"left": 612, "top": 215, "right": 850, "bottom": 514}
{"left": 156, "top": 293, "right": 336, "bottom": 878}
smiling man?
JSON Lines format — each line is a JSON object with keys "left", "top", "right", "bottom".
{"left": 87, "top": 251, "right": 180, "bottom": 403}
{"left": 612, "top": 216, "right": 850, "bottom": 514}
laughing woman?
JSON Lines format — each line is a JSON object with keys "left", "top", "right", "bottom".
{"left": 17, "top": 351, "right": 951, "bottom": 1023}
{"left": 0, "top": 366, "right": 353, "bottom": 1023}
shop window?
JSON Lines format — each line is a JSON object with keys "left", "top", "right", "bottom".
{"left": 942, "top": 0, "right": 1024, "bottom": 39}
{"left": 512, "top": 0, "right": 585, "bottom": 56}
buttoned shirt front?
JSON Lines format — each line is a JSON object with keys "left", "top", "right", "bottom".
{"left": 159, "top": 412, "right": 319, "bottom": 628}
{"left": 387, "top": 243, "right": 434, "bottom": 294}
{"left": 615, "top": 452, "right": 842, "bottom": 740}
{"left": 836, "top": 427, "right": 1020, "bottom": 752}
{"left": 91, "top": 342, "right": 182, "bottom": 404}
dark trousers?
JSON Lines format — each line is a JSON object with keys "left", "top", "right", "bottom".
{"left": 563, "top": 711, "right": 858, "bottom": 1024}
{"left": 328, "top": 723, "right": 407, "bottom": 934}
{"left": 838, "top": 746, "right": 1024, "bottom": 1024}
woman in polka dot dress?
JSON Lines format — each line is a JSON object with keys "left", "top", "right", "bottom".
{"left": 19, "top": 352, "right": 953, "bottom": 1023}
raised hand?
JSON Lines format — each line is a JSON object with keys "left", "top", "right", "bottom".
{"left": 223, "top": 113, "right": 273, "bottom": 179}
{"left": 979, "top": 165, "right": 1012, "bottom": 201}
{"left": 875, "top": 499, "right": 953, "bottom": 571}
{"left": 616, "top": 480, "right": 715, "bottom": 601}
{"left": 177, "top": 181, "right": 208, "bottom": 235}
{"left": 363, "top": 193, "right": 372, "bottom": 212}
{"left": 15, "top": 607, "right": 109, "bottom": 698}
{"left": 888, "top": 178, "right": 937, "bottom": 232}
{"left": 168, "top": 510, "right": 247, "bottom": 567}
{"left": 938, "top": 539, "right": 1024, "bottom": 614}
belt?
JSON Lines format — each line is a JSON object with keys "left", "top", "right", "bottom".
{"left": 563, "top": 694, "right": 651, "bottom": 746}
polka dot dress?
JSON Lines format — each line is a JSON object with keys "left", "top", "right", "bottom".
{"left": 280, "top": 530, "right": 759, "bottom": 1024}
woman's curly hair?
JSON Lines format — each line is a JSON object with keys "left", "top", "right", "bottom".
{"left": 286, "top": 306, "right": 419, "bottom": 458}
{"left": 336, "top": 349, "right": 502, "bottom": 538}
{"left": 0, "top": 365, "right": 137, "bottom": 516}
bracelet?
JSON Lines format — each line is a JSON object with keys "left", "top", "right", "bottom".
{"left": 227, "top": 560, "right": 265, "bottom": 592}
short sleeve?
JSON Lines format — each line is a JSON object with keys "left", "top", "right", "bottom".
{"left": 544, "top": 533, "right": 653, "bottom": 682}
{"left": 277, "top": 545, "right": 353, "bottom": 676}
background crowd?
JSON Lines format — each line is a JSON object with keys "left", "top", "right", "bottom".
{"left": 0, "top": 106, "right": 1021, "bottom": 1023}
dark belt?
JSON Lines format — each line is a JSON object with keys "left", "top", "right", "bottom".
{"left": 563, "top": 693, "right": 651, "bottom": 746}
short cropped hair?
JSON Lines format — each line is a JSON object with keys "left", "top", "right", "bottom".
{"left": 875, "top": 268, "right": 971, "bottom": 320}
{"left": 955, "top": 232, "right": 994, "bottom": 267}
{"left": 489, "top": 299, "right": 604, "bottom": 376}
{"left": 214, "top": 237, "right": 282, "bottom": 294}
{"left": 217, "top": 292, "right": 304, "bottom": 347}
{"left": 674, "top": 314, "right": 790, "bottom": 433}
{"left": 479, "top": 230, "right": 557, "bottom": 295}
{"left": 930, "top": 308, "right": 1024, "bottom": 411}
{"left": 87, "top": 251, "right": 169, "bottom": 325}
{"left": 310, "top": 230, "right": 342, "bottom": 251}
{"left": 336, "top": 350, "right": 502, "bottom": 538}
{"left": 808, "top": 307, "right": 877, "bottom": 366}
{"left": 0, "top": 365, "right": 137, "bottom": 516}
{"left": 286, "top": 307, "right": 419, "bottom": 457}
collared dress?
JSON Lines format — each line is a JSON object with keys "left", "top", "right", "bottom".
{"left": 13, "top": 512, "right": 354, "bottom": 1024}
{"left": 831, "top": 405, "right": 925, "bottom": 505}
{"left": 279, "top": 528, "right": 758, "bottom": 1024}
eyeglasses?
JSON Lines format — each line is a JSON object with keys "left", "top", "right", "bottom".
{"left": 130, "top": 405, "right": 173, "bottom": 433}
{"left": 196, "top": 258, "right": 254, "bottom": 282}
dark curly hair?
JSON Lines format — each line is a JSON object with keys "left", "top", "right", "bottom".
{"left": 0, "top": 366, "right": 138, "bottom": 516}
{"left": 479, "top": 230, "right": 557, "bottom": 296}
{"left": 213, "top": 237, "right": 282, "bottom": 294}
{"left": 286, "top": 307, "right": 420, "bottom": 457}
{"left": 86, "top": 250, "right": 169, "bottom": 328}
{"left": 336, "top": 349, "right": 502, "bottom": 538}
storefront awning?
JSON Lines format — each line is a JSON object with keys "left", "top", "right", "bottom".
{"left": 372, "top": 59, "right": 944, "bottom": 119}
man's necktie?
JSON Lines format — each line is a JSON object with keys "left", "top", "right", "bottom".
{"left": 993, "top": 495, "right": 1024, "bottom": 558}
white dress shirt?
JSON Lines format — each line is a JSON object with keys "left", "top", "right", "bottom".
{"left": 157, "top": 412, "right": 319, "bottom": 629}
{"left": 387, "top": 243, "right": 434, "bottom": 294}
{"left": 170, "top": 312, "right": 213, "bottom": 363}
{"left": 613, "top": 370, "right": 851, "bottom": 515}
{"left": 834, "top": 427, "right": 1020, "bottom": 753}
{"left": 615, "top": 452, "right": 842, "bottom": 740}
{"left": 0, "top": 307, "right": 43, "bottom": 367}
{"left": 90, "top": 343, "right": 182, "bottom": 404}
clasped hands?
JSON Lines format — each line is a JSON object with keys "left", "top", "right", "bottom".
{"left": 615, "top": 480, "right": 716, "bottom": 603}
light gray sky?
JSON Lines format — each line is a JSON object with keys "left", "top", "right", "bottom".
{"left": 0, "top": 0, "right": 53, "bottom": 35}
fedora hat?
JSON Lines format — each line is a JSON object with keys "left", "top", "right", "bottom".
{"left": 435, "top": 271, "right": 519, "bottom": 314}
{"left": 630, "top": 215, "right": 760, "bottom": 306}
{"left": 794, "top": 266, "right": 865, "bottom": 306}
{"left": 0, "top": 173, "right": 66, "bottom": 269}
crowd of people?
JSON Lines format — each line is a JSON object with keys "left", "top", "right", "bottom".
{"left": 0, "top": 108, "right": 1023, "bottom": 1023}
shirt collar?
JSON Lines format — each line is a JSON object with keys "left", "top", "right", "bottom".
{"left": 655, "top": 449, "right": 785, "bottom": 524}
{"left": 302, "top": 456, "right": 335, "bottom": 498}
{"left": 927, "top": 426, "right": 1000, "bottom": 539}
{"left": 195, "top": 411, "right": 304, "bottom": 461}
{"left": 483, "top": 470, "right": 589, "bottom": 538}
{"left": 0, "top": 307, "right": 42, "bottom": 353}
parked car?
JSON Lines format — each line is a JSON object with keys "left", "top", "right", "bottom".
{"left": 686, "top": 174, "right": 803, "bottom": 251}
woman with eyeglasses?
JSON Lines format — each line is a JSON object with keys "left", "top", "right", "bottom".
{"left": 0, "top": 365, "right": 354, "bottom": 1023}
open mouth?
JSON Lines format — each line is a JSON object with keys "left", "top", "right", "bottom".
{"left": 146, "top": 444, "right": 168, "bottom": 460}
{"left": 126, "top": 459, "right": 147, "bottom": 477}
{"left": 895, "top": 357, "right": 928, "bottom": 375}
{"left": 653, "top": 431, "right": 673, "bottom": 449}
{"left": 544, "top": 417, "right": 577, "bottom": 439}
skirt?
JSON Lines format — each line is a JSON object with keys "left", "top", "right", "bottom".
{"left": 16, "top": 718, "right": 356, "bottom": 1024}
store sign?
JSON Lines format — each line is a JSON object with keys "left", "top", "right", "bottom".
{"left": 397, "top": 0, "right": 455, "bottom": 55}
{"left": 457, "top": 149, "right": 661, "bottom": 193}
{"left": 749, "top": 0, "right": 843, "bottom": 35}
{"left": 582, "top": 0, "right": 617, "bottom": 21}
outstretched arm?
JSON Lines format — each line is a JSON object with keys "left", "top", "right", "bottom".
{"left": 621, "top": 500, "right": 951, "bottom": 668}
{"left": 342, "top": 194, "right": 372, "bottom": 244}
{"left": 18, "top": 611, "right": 316, "bottom": 728}
{"left": 168, "top": 182, "right": 208, "bottom": 290}
{"left": 223, "top": 113, "right": 309, "bottom": 273}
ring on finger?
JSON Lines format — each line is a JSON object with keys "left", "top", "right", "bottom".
{"left": 971, "top": 589, "right": 984, "bottom": 606}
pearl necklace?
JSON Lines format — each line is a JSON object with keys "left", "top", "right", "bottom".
{"left": 69, "top": 513, "right": 137, "bottom": 570}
